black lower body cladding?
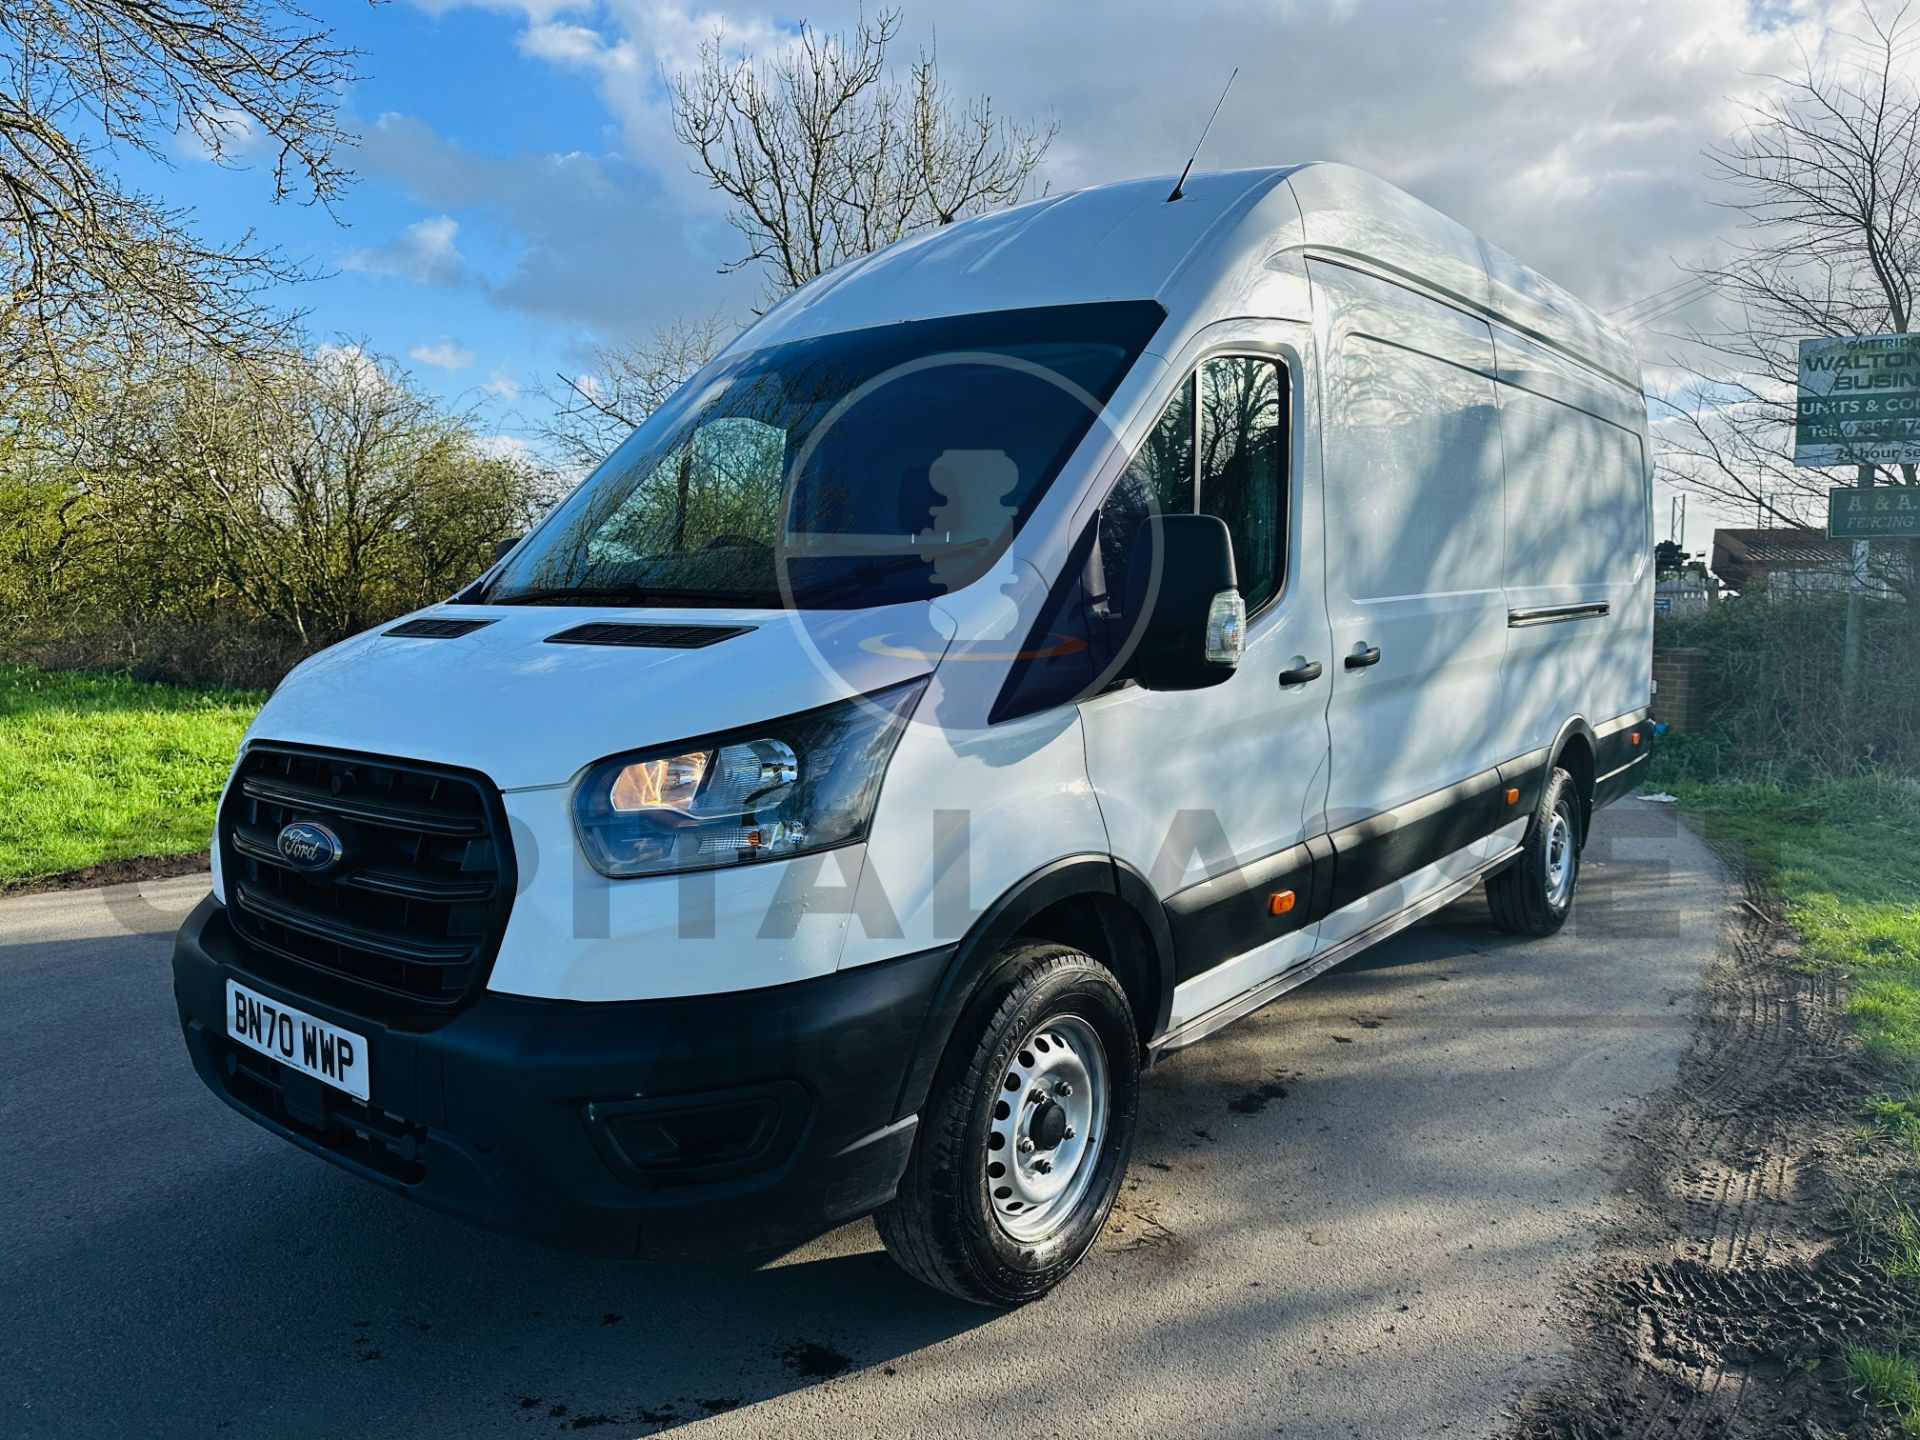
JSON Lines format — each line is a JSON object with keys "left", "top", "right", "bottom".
{"left": 172, "top": 895, "right": 950, "bottom": 1258}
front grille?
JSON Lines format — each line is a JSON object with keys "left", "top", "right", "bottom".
{"left": 218, "top": 744, "right": 515, "bottom": 1020}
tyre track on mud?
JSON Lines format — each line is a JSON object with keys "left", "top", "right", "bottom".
{"left": 1514, "top": 872, "right": 1911, "bottom": 1439}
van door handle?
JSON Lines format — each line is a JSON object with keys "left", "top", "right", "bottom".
{"left": 1278, "top": 660, "right": 1323, "bottom": 686}
{"left": 1344, "top": 645, "right": 1383, "bottom": 670}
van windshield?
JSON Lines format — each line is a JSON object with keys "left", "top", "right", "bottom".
{"left": 480, "top": 301, "right": 1164, "bottom": 610}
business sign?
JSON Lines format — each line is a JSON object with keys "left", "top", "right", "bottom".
{"left": 1794, "top": 333, "right": 1920, "bottom": 467}
{"left": 1828, "top": 483, "right": 1920, "bottom": 538}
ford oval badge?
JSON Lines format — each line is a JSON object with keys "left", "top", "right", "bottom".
{"left": 276, "top": 820, "right": 344, "bottom": 872}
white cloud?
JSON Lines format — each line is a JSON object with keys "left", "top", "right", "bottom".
{"left": 376, "top": 0, "right": 1882, "bottom": 389}
{"left": 343, "top": 214, "right": 468, "bottom": 286}
{"left": 409, "top": 337, "right": 476, "bottom": 369}
{"left": 407, "top": 0, "right": 579, "bottom": 18}
{"left": 389, "top": 0, "right": 1851, "bottom": 332}
{"left": 312, "top": 343, "right": 391, "bottom": 395}
{"left": 481, "top": 368, "right": 524, "bottom": 401}
{"left": 178, "top": 103, "right": 265, "bottom": 163}
{"left": 519, "top": 20, "right": 640, "bottom": 70}
{"left": 353, "top": 110, "right": 740, "bottom": 339}
{"left": 473, "top": 433, "right": 535, "bottom": 462}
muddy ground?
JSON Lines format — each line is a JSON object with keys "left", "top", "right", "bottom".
{"left": 1510, "top": 866, "right": 1918, "bottom": 1439}
{"left": 0, "top": 849, "right": 209, "bottom": 896}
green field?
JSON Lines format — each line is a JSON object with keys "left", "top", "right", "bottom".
{"left": 0, "top": 665, "right": 262, "bottom": 886}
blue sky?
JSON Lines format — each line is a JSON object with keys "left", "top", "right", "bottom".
{"left": 134, "top": 1, "right": 748, "bottom": 449}
{"left": 130, "top": 0, "right": 1845, "bottom": 526}
{"left": 141, "top": 13, "right": 551, "bottom": 435}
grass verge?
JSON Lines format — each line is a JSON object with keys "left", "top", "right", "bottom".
{"left": 1849, "top": 1347, "right": 1920, "bottom": 1436}
{"left": 0, "top": 664, "right": 261, "bottom": 886}
{"left": 1655, "top": 734, "right": 1920, "bottom": 1433}
{"left": 1654, "top": 737, "right": 1920, "bottom": 1067}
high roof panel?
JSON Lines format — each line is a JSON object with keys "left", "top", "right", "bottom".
{"left": 725, "top": 162, "right": 1637, "bottom": 394}
{"left": 736, "top": 168, "right": 1297, "bottom": 351}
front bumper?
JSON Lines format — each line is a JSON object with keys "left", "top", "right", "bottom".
{"left": 172, "top": 896, "right": 946, "bottom": 1258}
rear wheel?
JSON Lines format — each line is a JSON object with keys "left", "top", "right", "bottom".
{"left": 875, "top": 942, "right": 1140, "bottom": 1306}
{"left": 1486, "top": 765, "right": 1581, "bottom": 936}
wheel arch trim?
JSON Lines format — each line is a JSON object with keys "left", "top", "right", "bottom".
{"left": 887, "top": 855, "right": 1175, "bottom": 1124}
{"left": 1543, "top": 714, "right": 1599, "bottom": 839}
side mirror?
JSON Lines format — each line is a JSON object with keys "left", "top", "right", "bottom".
{"left": 1121, "top": 513, "right": 1245, "bottom": 691}
{"left": 492, "top": 535, "right": 522, "bottom": 564}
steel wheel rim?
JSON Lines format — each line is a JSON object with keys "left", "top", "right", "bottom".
{"left": 1545, "top": 805, "right": 1576, "bottom": 907}
{"left": 985, "top": 1014, "right": 1109, "bottom": 1243}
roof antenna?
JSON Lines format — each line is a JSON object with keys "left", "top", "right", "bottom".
{"left": 1166, "top": 67, "right": 1238, "bottom": 202}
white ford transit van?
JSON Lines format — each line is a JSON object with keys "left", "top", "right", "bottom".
{"left": 174, "top": 164, "right": 1654, "bottom": 1305}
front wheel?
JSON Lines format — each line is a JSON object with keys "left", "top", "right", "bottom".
{"left": 1485, "top": 764, "right": 1582, "bottom": 936}
{"left": 875, "top": 942, "right": 1140, "bottom": 1306}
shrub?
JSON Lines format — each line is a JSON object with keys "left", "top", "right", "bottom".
{"left": 1657, "top": 597, "right": 1920, "bottom": 778}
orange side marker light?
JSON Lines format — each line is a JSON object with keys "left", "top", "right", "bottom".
{"left": 1504, "top": 787, "right": 1520, "bottom": 805}
{"left": 1268, "top": 890, "right": 1296, "bottom": 916}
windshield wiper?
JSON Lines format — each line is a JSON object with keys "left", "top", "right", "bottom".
{"left": 794, "top": 540, "right": 993, "bottom": 604}
{"left": 482, "top": 583, "right": 780, "bottom": 608}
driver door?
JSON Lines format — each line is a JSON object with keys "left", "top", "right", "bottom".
{"left": 1078, "top": 331, "right": 1335, "bottom": 1031}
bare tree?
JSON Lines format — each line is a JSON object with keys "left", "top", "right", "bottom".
{"left": 671, "top": 8, "right": 1055, "bottom": 302}
{"left": 1658, "top": 1, "right": 1920, "bottom": 597}
{"left": 0, "top": 2, "right": 362, "bottom": 409}
{"left": 536, "top": 314, "right": 729, "bottom": 471}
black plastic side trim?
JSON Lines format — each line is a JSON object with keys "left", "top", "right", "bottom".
{"left": 1113, "top": 857, "right": 1179, "bottom": 1041}
{"left": 1165, "top": 840, "right": 1318, "bottom": 983}
{"left": 1496, "top": 745, "right": 1552, "bottom": 823}
{"left": 1325, "top": 764, "right": 1507, "bottom": 910}
{"left": 1161, "top": 779, "right": 1507, "bottom": 996}
{"left": 1160, "top": 712, "right": 1650, "bottom": 1005}
{"left": 1592, "top": 707, "right": 1655, "bottom": 810}
{"left": 1305, "top": 834, "right": 1337, "bottom": 922}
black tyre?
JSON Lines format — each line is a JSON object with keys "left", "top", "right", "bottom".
{"left": 875, "top": 942, "right": 1140, "bottom": 1306}
{"left": 1485, "top": 765, "right": 1582, "bottom": 936}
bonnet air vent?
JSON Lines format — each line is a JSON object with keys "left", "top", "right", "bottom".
{"left": 545, "top": 622, "right": 753, "bottom": 650}
{"left": 385, "top": 617, "right": 498, "bottom": 639}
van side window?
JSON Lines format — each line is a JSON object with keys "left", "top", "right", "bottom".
{"left": 1198, "top": 356, "right": 1287, "bottom": 612}
{"left": 1097, "top": 356, "right": 1288, "bottom": 614}
{"left": 1096, "top": 379, "right": 1192, "bottom": 602}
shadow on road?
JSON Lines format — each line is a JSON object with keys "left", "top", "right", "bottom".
{"left": 2, "top": 801, "right": 1716, "bottom": 1439}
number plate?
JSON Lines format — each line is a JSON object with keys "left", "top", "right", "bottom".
{"left": 225, "top": 979, "right": 370, "bottom": 1102}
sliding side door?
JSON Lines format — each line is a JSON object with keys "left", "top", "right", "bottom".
{"left": 1309, "top": 260, "right": 1512, "bottom": 948}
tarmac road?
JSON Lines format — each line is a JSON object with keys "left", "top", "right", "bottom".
{"left": 1, "top": 798, "right": 1721, "bottom": 1439}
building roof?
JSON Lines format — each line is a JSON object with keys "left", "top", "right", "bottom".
{"left": 1711, "top": 526, "right": 1851, "bottom": 589}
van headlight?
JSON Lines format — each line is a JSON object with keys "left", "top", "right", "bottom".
{"left": 572, "top": 679, "right": 927, "bottom": 878}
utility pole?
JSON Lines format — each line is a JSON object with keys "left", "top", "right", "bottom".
{"left": 1842, "top": 462, "right": 1871, "bottom": 706}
